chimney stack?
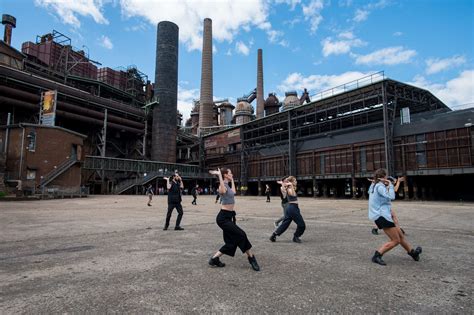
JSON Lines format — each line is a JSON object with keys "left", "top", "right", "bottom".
{"left": 199, "top": 18, "right": 214, "bottom": 132}
{"left": 152, "top": 21, "right": 179, "bottom": 163}
{"left": 256, "top": 49, "right": 264, "bottom": 118}
{"left": 2, "top": 14, "right": 16, "bottom": 46}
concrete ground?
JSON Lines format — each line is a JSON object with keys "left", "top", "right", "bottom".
{"left": 0, "top": 195, "right": 472, "bottom": 313}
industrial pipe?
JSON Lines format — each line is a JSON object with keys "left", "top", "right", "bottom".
{"left": 0, "top": 85, "right": 145, "bottom": 129}
{"left": 0, "top": 96, "right": 143, "bottom": 134}
{"left": 0, "top": 65, "right": 145, "bottom": 118}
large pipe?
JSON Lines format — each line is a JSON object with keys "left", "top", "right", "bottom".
{"left": 0, "top": 65, "right": 145, "bottom": 118}
{"left": 0, "top": 85, "right": 145, "bottom": 129}
{"left": 199, "top": 18, "right": 214, "bottom": 131}
{"left": 256, "top": 49, "right": 264, "bottom": 118}
{"left": 0, "top": 96, "right": 143, "bottom": 134}
{"left": 153, "top": 21, "right": 179, "bottom": 162}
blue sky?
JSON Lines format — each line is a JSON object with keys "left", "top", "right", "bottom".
{"left": 1, "top": 0, "right": 473, "bottom": 121}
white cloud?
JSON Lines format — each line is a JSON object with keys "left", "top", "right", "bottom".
{"left": 99, "top": 35, "right": 113, "bottom": 49}
{"left": 302, "top": 0, "right": 324, "bottom": 34}
{"left": 35, "top": 0, "right": 109, "bottom": 27}
{"left": 321, "top": 32, "right": 365, "bottom": 57}
{"left": 425, "top": 55, "right": 466, "bottom": 75}
{"left": 120, "top": 0, "right": 275, "bottom": 51}
{"left": 352, "top": 0, "right": 389, "bottom": 23}
{"left": 353, "top": 9, "right": 369, "bottom": 22}
{"left": 393, "top": 31, "right": 403, "bottom": 36}
{"left": 409, "top": 70, "right": 474, "bottom": 109}
{"left": 278, "top": 71, "right": 373, "bottom": 94}
{"left": 235, "top": 41, "right": 250, "bottom": 56}
{"left": 178, "top": 86, "right": 200, "bottom": 123}
{"left": 275, "top": 0, "right": 301, "bottom": 10}
{"left": 353, "top": 46, "right": 417, "bottom": 65}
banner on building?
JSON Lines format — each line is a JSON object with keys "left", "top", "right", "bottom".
{"left": 40, "top": 90, "right": 57, "bottom": 126}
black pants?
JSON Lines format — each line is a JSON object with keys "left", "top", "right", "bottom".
{"left": 192, "top": 195, "right": 197, "bottom": 204}
{"left": 274, "top": 203, "right": 306, "bottom": 237}
{"left": 165, "top": 203, "right": 183, "bottom": 227}
{"left": 275, "top": 202, "right": 289, "bottom": 225}
{"left": 216, "top": 210, "right": 252, "bottom": 257}
{"left": 266, "top": 193, "right": 271, "bottom": 202}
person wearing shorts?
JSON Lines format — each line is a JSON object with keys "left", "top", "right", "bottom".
{"left": 368, "top": 169, "right": 422, "bottom": 266}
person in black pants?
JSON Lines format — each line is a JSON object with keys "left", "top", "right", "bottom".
{"left": 265, "top": 184, "right": 271, "bottom": 202}
{"left": 270, "top": 176, "right": 306, "bottom": 243}
{"left": 208, "top": 167, "right": 260, "bottom": 271}
{"left": 191, "top": 184, "right": 199, "bottom": 205}
{"left": 274, "top": 177, "right": 289, "bottom": 228}
{"left": 164, "top": 173, "right": 184, "bottom": 231}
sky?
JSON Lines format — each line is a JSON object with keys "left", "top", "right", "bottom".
{"left": 1, "top": 0, "right": 473, "bottom": 122}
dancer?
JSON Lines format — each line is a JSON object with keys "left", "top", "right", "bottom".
{"left": 370, "top": 177, "right": 406, "bottom": 235}
{"left": 208, "top": 168, "right": 260, "bottom": 271}
{"left": 270, "top": 176, "right": 306, "bottom": 243}
{"left": 368, "top": 169, "right": 422, "bottom": 265}
{"left": 265, "top": 184, "right": 271, "bottom": 202}
{"left": 274, "top": 177, "right": 289, "bottom": 228}
{"left": 163, "top": 173, "right": 184, "bottom": 231}
{"left": 191, "top": 184, "right": 199, "bottom": 205}
{"left": 146, "top": 184, "right": 154, "bottom": 207}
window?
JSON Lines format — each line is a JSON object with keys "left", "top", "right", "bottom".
{"left": 27, "top": 131, "right": 36, "bottom": 152}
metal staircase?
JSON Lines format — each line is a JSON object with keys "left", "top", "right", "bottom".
{"left": 113, "top": 172, "right": 162, "bottom": 195}
{"left": 39, "top": 156, "right": 78, "bottom": 187}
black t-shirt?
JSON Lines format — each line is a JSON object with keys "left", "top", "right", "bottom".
{"left": 168, "top": 181, "right": 182, "bottom": 204}
{"left": 191, "top": 188, "right": 197, "bottom": 196}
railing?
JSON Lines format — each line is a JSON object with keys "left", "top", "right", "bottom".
{"left": 310, "top": 71, "right": 385, "bottom": 102}
{"left": 83, "top": 156, "right": 209, "bottom": 179}
{"left": 40, "top": 156, "right": 78, "bottom": 187}
{"left": 113, "top": 172, "right": 162, "bottom": 194}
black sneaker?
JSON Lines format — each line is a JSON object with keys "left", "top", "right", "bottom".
{"left": 209, "top": 257, "right": 225, "bottom": 267}
{"left": 248, "top": 256, "right": 260, "bottom": 271}
{"left": 163, "top": 226, "right": 169, "bottom": 231}
{"left": 371, "top": 228, "right": 379, "bottom": 235}
{"left": 372, "top": 251, "right": 386, "bottom": 266}
{"left": 293, "top": 235, "right": 302, "bottom": 243}
{"left": 408, "top": 246, "right": 422, "bottom": 261}
{"left": 174, "top": 226, "right": 184, "bottom": 231}
{"left": 147, "top": 204, "right": 152, "bottom": 207}
{"left": 269, "top": 233, "right": 277, "bottom": 242}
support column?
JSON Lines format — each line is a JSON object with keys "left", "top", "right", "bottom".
{"left": 403, "top": 177, "right": 410, "bottom": 200}
{"left": 323, "top": 183, "right": 329, "bottom": 198}
{"left": 412, "top": 180, "right": 419, "bottom": 200}
{"left": 258, "top": 179, "right": 262, "bottom": 196}
{"left": 313, "top": 177, "right": 317, "bottom": 198}
{"left": 352, "top": 177, "right": 358, "bottom": 199}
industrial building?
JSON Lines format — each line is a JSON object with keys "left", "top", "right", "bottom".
{"left": 0, "top": 13, "right": 473, "bottom": 200}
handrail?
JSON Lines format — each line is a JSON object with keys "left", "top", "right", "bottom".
{"left": 310, "top": 71, "right": 385, "bottom": 102}
{"left": 40, "top": 156, "right": 78, "bottom": 186}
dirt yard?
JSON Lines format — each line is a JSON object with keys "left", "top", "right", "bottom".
{"left": 0, "top": 195, "right": 472, "bottom": 313}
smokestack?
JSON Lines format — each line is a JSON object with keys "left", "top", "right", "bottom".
{"left": 256, "top": 49, "right": 264, "bottom": 118}
{"left": 2, "top": 14, "right": 16, "bottom": 46}
{"left": 152, "top": 21, "right": 179, "bottom": 163}
{"left": 199, "top": 18, "right": 214, "bottom": 132}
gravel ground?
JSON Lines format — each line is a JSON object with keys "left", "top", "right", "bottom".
{"left": 0, "top": 195, "right": 472, "bottom": 313}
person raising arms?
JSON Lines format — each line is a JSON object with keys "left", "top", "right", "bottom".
{"left": 208, "top": 168, "right": 260, "bottom": 271}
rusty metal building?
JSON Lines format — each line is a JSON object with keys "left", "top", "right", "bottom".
{"left": 202, "top": 73, "right": 474, "bottom": 200}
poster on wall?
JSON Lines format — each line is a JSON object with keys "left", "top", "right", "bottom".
{"left": 40, "top": 90, "right": 57, "bottom": 126}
